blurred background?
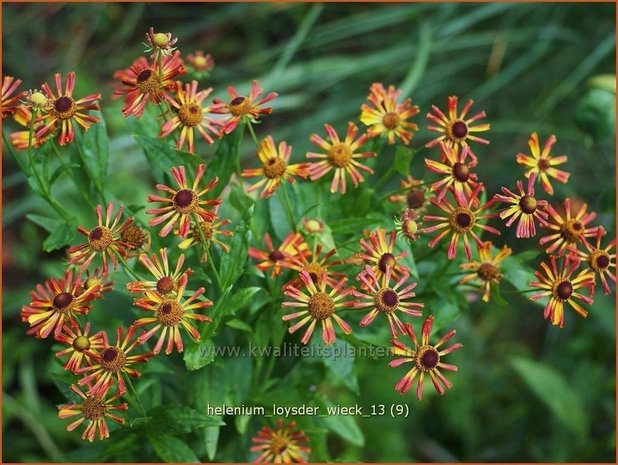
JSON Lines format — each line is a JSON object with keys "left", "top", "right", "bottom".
{"left": 2, "top": 2, "right": 616, "bottom": 462}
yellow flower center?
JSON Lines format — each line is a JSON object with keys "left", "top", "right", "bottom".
{"left": 519, "top": 195, "right": 538, "bottom": 214}
{"left": 449, "top": 207, "right": 475, "bottom": 232}
{"left": 270, "top": 435, "right": 289, "bottom": 455}
{"left": 308, "top": 292, "right": 335, "bottom": 320}
{"left": 178, "top": 103, "right": 203, "bottom": 127}
{"left": 415, "top": 345, "right": 440, "bottom": 372}
{"left": 173, "top": 189, "right": 197, "bottom": 214}
{"left": 121, "top": 224, "right": 150, "bottom": 251}
{"left": 327, "top": 143, "right": 352, "bottom": 168}
{"left": 85, "top": 277, "right": 102, "bottom": 290}
{"left": 99, "top": 347, "right": 127, "bottom": 372}
{"left": 193, "top": 221, "right": 214, "bottom": 241}
{"left": 402, "top": 218, "right": 418, "bottom": 237}
{"left": 304, "top": 219, "right": 323, "bottom": 233}
{"left": 477, "top": 263, "right": 501, "bottom": 283}
{"left": 88, "top": 226, "right": 114, "bottom": 252}
{"left": 152, "top": 32, "right": 170, "bottom": 47}
{"left": 73, "top": 335, "right": 91, "bottom": 352}
{"left": 193, "top": 56, "right": 207, "bottom": 68}
{"left": 374, "top": 287, "right": 399, "bottom": 313}
{"left": 135, "top": 68, "right": 161, "bottom": 94}
{"left": 228, "top": 96, "right": 251, "bottom": 117}
{"left": 52, "top": 96, "right": 77, "bottom": 120}
{"left": 29, "top": 91, "right": 48, "bottom": 108}
{"left": 561, "top": 219, "right": 584, "bottom": 244}
{"left": 81, "top": 396, "right": 106, "bottom": 421}
{"left": 263, "top": 157, "right": 288, "bottom": 179}
{"left": 553, "top": 279, "right": 573, "bottom": 301}
{"left": 156, "top": 300, "right": 185, "bottom": 326}
{"left": 382, "top": 112, "right": 400, "bottom": 130}
{"left": 589, "top": 250, "right": 611, "bottom": 272}
{"left": 304, "top": 263, "right": 325, "bottom": 283}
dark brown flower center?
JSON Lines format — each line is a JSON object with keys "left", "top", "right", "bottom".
{"left": 537, "top": 158, "right": 550, "bottom": 171}
{"left": 73, "top": 335, "right": 91, "bottom": 352}
{"left": 230, "top": 96, "right": 245, "bottom": 106}
{"left": 307, "top": 292, "right": 335, "bottom": 320}
{"left": 82, "top": 396, "right": 106, "bottom": 420}
{"left": 555, "top": 280, "right": 573, "bottom": 300}
{"left": 452, "top": 162, "right": 470, "bottom": 182}
{"left": 263, "top": 157, "right": 288, "bottom": 179}
{"left": 304, "top": 263, "right": 324, "bottom": 284}
{"left": 135, "top": 68, "right": 160, "bottom": 93}
{"left": 156, "top": 300, "right": 185, "bottom": 326}
{"left": 378, "top": 252, "right": 396, "bottom": 273}
{"left": 173, "top": 189, "right": 197, "bottom": 214}
{"left": 137, "top": 69, "right": 153, "bottom": 83}
{"left": 156, "top": 276, "right": 175, "bottom": 294}
{"left": 375, "top": 288, "right": 399, "bottom": 313}
{"left": 54, "top": 96, "right": 73, "bottom": 113}
{"left": 477, "top": 263, "right": 501, "bottom": 283}
{"left": 178, "top": 103, "right": 203, "bottom": 127}
{"left": 519, "top": 195, "right": 537, "bottom": 214}
{"left": 100, "top": 347, "right": 127, "bottom": 372}
{"left": 269, "top": 250, "right": 285, "bottom": 261}
{"left": 416, "top": 345, "right": 440, "bottom": 371}
{"left": 53, "top": 292, "right": 74, "bottom": 309}
{"left": 561, "top": 220, "right": 584, "bottom": 243}
{"left": 596, "top": 253, "right": 610, "bottom": 270}
{"left": 406, "top": 188, "right": 425, "bottom": 209}
{"left": 88, "top": 226, "right": 114, "bottom": 252}
{"left": 382, "top": 112, "right": 400, "bottom": 130}
{"left": 450, "top": 208, "right": 475, "bottom": 232}
{"left": 328, "top": 143, "right": 353, "bottom": 168}
{"left": 451, "top": 121, "right": 468, "bottom": 139}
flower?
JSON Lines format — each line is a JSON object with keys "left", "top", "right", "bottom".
{"left": 146, "top": 164, "right": 221, "bottom": 238}
{"left": 571, "top": 227, "right": 616, "bottom": 295}
{"left": 248, "top": 232, "right": 310, "bottom": 277}
{"left": 242, "top": 136, "right": 311, "bottom": 198}
{"left": 178, "top": 213, "right": 233, "bottom": 262}
{"left": 133, "top": 275, "right": 212, "bottom": 354}
{"left": 283, "top": 270, "right": 354, "bottom": 345}
{"left": 426, "top": 96, "right": 490, "bottom": 148}
{"left": 250, "top": 419, "right": 311, "bottom": 463}
{"left": 126, "top": 248, "right": 193, "bottom": 295}
{"left": 22, "top": 89, "right": 50, "bottom": 111}
{"left": 539, "top": 198, "right": 598, "bottom": 255}
{"left": 494, "top": 174, "right": 549, "bottom": 238}
{"left": 358, "top": 229, "right": 409, "bottom": 279}
{"left": 307, "top": 122, "right": 376, "bottom": 194}
{"left": 80, "top": 267, "right": 114, "bottom": 300}
{"left": 389, "top": 175, "right": 429, "bottom": 212}
{"left": 58, "top": 385, "right": 128, "bottom": 442}
{"left": 516, "top": 133, "right": 569, "bottom": 195}
{"left": 113, "top": 52, "right": 186, "bottom": 118}
{"left": 355, "top": 265, "right": 423, "bottom": 338}
{"left": 9, "top": 105, "right": 53, "bottom": 150}
{"left": 1, "top": 75, "right": 23, "bottom": 118}
{"left": 211, "top": 79, "right": 278, "bottom": 134}
{"left": 67, "top": 203, "right": 134, "bottom": 273}
{"left": 425, "top": 143, "right": 481, "bottom": 203}
{"left": 21, "top": 270, "right": 99, "bottom": 339}
{"left": 530, "top": 256, "right": 595, "bottom": 327}
{"left": 78, "top": 326, "right": 153, "bottom": 396}
{"left": 161, "top": 80, "right": 220, "bottom": 153}
{"left": 186, "top": 50, "right": 215, "bottom": 75}
{"left": 36, "top": 72, "right": 101, "bottom": 145}
{"left": 119, "top": 223, "right": 151, "bottom": 258}
{"left": 390, "top": 316, "right": 462, "bottom": 400}
{"left": 422, "top": 186, "right": 500, "bottom": 261}
{"left": 284, "top": 244, "right": 346, "bottom": 288}
{"left": 395, "top": 208, "right": 422, "bottom": 243}
{"left": 301, "top": 217, "right": 326, "bottom": 236}
{"left": 144, "top": 27, "right": 178, "bottom": 57}
{"left": 55, "top": 322, "right": 106, "bottom": 373}
{"left": 459, "top": 241, "right": 512, "bottom": 302}
{"left": 359, "top": 83, "right": 420, "bottom": 145}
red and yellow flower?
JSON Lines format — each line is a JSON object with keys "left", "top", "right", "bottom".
{"left": 79, "top": 267, "right": 114, "bottom": 300}
{"left": 211, "top": 79, "right": 278, "bottom": 134}
{"left": 144, "top": 27, "right": 178, "bottom": 58}
{"left": 516, "top": 132, "right": 569, "bottom": 196}
{"left": 248, "top": 232, "right": 310, "bottom": 277}
{"left": 307, "top": 122, "right": 376, "bottom": 194}
{"left": 359, "top": 82, "right": 420, "bottom": 145}
{"left": 1, "top": 75, "right": 23, "bottom": 118}
{"left": 178, "top": 211, "right": 233, "bottom": 262}
{"left": 426, "top": 95, "right": 490, "bottom": 148}
{"left": 55, "top": 322, "right": 106, "bottom": 373}
{"left": 539, "top": 198, "right": 598, "bottom": 255}
{"left": 58, "top": 384, "right": 128, "bottom": 442}
{"left": 571, "top": 226, "right": 616, "bottom": 295}
{"left": 119, "top": 223, "right": 152, "bottom": 258}
{"left": 284, "top": 244, "right": 346, "bottom": 288}
{"left": 389, "top": 175, "right": 429, "bottom": 212}
{"left": 395, "top": 208, "right": 422, "bottom": 243}
{"left": 9, "top": 105, "right": 54, "bottom": 149}
{"left": 67, "top": 203, "right": 134, "bottom": 273}
{"left": 133, "top": 275, "right": 212, "bottom": 354}
{"left": 186, "top": 50, "right": 215, "bottom": 75}
{"left": 530, "top": 256, "right": 595, "bottom": 328}
{"left": 242, "top": 136, "right": 311, "bottom": 198}
{"left": 127, "top": 247, "right": 193, "bottom": 295}
{"left": 250, "top": 419, "right": 311, "bottom": 463}
{"left": 358, "top": 229, "right": 409, "bottom": 279}
{"left": 161, "top": 80, "right": 221, "bottom": 153}
{"left": 390, "top": 316, "right": 462, "bottom": 400}
{"left": 36, "top": 72, "right": 101, "bottom": 146}
{"left": 425, "top": 142, "right": 481, "bottom": 203}
{"left": 146, "top": 164, "right": 221, "bottom": 238}
{"left": 355, "top": 265, "right": 423, "bottom": 338}
{"left": 459, "top": 241, "right": 512, "bottom": 302}
{"left": 283, "top": 271, "right": 354, "bottom": 345}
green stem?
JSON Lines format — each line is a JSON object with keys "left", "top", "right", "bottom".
{"left": 51, "top": 140, "right": 96, "bottom": 209}
{"left": 373, "top": 166, "right": 396, "bottom": 192}
{"left": 191, "top": 212, "right": 223, "bottom": 291}
{"left": 246, "top": 120, "right": 260, "bottom": 147}
{"left": 125, "top": 376, "right": 147, "bottom": 417}
{"left": 279, "top": 182, "right": 297, "bottom": 231}
{"left": 114, "top": 250, "right": 144, "bottom": 282}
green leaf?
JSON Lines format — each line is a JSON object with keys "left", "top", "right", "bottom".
{"left": 220, "top": 205, "right": 254, "bottom": 288}
{"left": 510, "top": 357, "right": 588, "bottom": 438}
{"left": 80, "top": 110, "right": 109, "bottom": 192}
{"left": 183, "top": 338, "right": 216, "bottom": 371}
{"left": 329, "top": 214, "right": 385, "bottom": 235}
{"left": 268, "top": 195, "right": 289, "bottom": 241}
{"left": 146, "top": 433, "right": 199, "bottom": 463}
{"left": 49, "top": 162, "right": 81, "bottom": 186}
{"left": 133, "top": 135, "right": 202, "bottom": 183}
{"left": 393, "top": 145, "right": 415, "bottom": 176}
{"left": 204, "top": 426, "right": 220, "bottom": 461}
{"left": 26, "top": 213, "right": 63, "bottom": 233}
{"left": 502, "top": 255, "right": 542, "bottom": 306}
{"left": 42, "top": 223, "right": 80, "bottom": 252}
{"left": 228, "top": 183, "right": 255, "bottom": 215}
{"left": 310, "top": 339, "right": 359, "bottom": 393}
{"left": 319, "top": 399, "right": 365, "bottom": 447}
{"left": 144, "top": 404, "right": 225, "bottom": 435}
{"left": 207, "top": 130, "right": 241, "bottom": 198}
{"left": 226, "top": 318, "right": 254, "bottom": 333}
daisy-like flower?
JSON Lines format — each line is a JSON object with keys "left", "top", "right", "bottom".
{"left": 539, "top": 198, "right": 598, "bottom": 255}
{"left": 144, "top": 27, "right": 178, "bottom": 57}
{"left": 390, "top": 316, "right": 462, "bottom": 400}
{"left": 494, "top": 174, "right": 549, "bottom": 238}
{"left": 307, "top": 122, "right": 376, "bottom": 194}
{"left": 571, "top": 227, "right": 616, "bottom": 295}
{"left": 211, "top": 79, "right": 278, "bottom": 134}
{"left": 426, "top": 95, "right": 490, "bottom": 149}
{"left": 79, "top": 326, "right": 153, "bottom": 396}
{"left": 21, "top": 89, "right": 50, "bottom": 112}
{"left": 516, "top": 132, "right": 569, "bottom": 196}
{"left": 422, "top": 186, "right": 500, "bottom": 261}
{"left": 161, "top": 80, "right": 220, "bottom": 153}
{"left": 55, "top": 322, "right": 106, "bottom": 373}
{"left": 9, "top": 105, "right": 54, "bottom": 150}
{"left": 67, "top": 203, "right": 134, "bottom": 273}
{"left": 21, "top": 270, "right": 99, "bottom": 339}
{"left": 284, "top": 244, "right": 346, "bottom": 288}
{"left": 250, "top": 419, "right": 311, "bottom": 464}
{"left": 529, "top": 256, "right": 595, "bottom": 328}
{"left": 248, "top": 232, "right": 310, "bottom": 277}
{"left": 186, "top": 50, "right": 215, "bottom": 75}
{"left": 133, "top": 275, "right": 212, "bottom": 354}
{"left": 283, "top": 270, "right": 354, "bottom": 345}
{"left": 126, "top": 248, "right": 193, "bottom": 295}
{"left": 1, "top": 76, "right": 23, "bottom": 118}
{"left": 58, "top": 385, "right": 128, "bottom": 442}
{"left": 355, "top": 265, "right": 423, "bottom": 338}
{"left": 146, "top": 164, "right": 221, "bottom": 238}
{"left": 358, "top": 229, "right": 409, "bottom": 279}
{"left": 359, "top": 82, "right": 420, "bottom": 145}
{"left": 242, "top": 136, "right": 311, "bottom": 198}
{"left": 425, "top": 143, "right": 481, "bottom": 202}
{"left": 113, "top": 52, "right": 186, "bottom": 118}
{"left": 35, "top": 72, "right": 101, "bottom": 146}
{"left": 395, "top": 208, "right": 422, "bottom": 243}
{"left": 119, "top": 223, "right": 151, "bottom": 258}
{"left": 389, "top": 175, "right": 429, "bottom": 212}
{"left": 178, "top": 215, "right": 233, "bottom": 262}
{"left": 459, "top": 241, "right": 512, "bottom": 302}
{"left": 80, "top": 267, "right": 114, "bottom": 300}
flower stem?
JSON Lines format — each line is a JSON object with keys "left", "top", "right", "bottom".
{"left": 191, "top": 212, "right": 222, "bottom": 291}
{"left": 50, "top": 140, "right": 96, "bottom": 209}
{"left": 125, "top": 376, "right": 147, "bottom": 417}
{"left": 246, "top": 120, "right": 260, "bottom": 147}
{"left": 279, "top": 182, "right": 297, "bottom": 231}
{"left": 114, "top": 250, "right": 144, "bottom": 282}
